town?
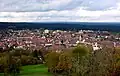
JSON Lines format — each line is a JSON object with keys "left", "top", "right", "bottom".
{"left": 0, "top": 28, "right": 120, "bottom": 52}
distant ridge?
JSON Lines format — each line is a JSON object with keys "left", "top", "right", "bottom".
{"left": 0, "top": 22, "right": 120, "bottom": 32}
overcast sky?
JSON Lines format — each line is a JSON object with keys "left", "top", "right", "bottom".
{"left": 0, "top": 0, "right": 120, "bottom": 22}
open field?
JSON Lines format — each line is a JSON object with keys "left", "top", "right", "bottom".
{"left": 0, "top": 64, "right": 52, "bottom": 76}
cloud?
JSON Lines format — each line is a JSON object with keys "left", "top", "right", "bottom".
{"left": 0, "top": 0, "right": 120, "bottom": 22}
{"left": 0, "top": 0, "right": 119, "bottom": 12}
{"left": 0, "top": 7, "right": 120, "bottom": 22}
{"left": 0, "top": 0, "right": 73, "bottom": 12}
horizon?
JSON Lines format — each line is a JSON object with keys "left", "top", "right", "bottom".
{"left": 0, "top": 22, "right": 120, "bottom": 24}
{"left": 0, "top": 21, "right": 120, "bottom": 32}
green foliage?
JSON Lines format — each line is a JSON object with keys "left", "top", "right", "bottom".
{"left": 72, "top": 45, "right": 89, "bottom": 57}
{"left": 71, "top": 45, "right": 90, "bottom": 76}
{"left": 45, "top": 45, "right": 90, "bottom": 76}
{"left": 1, "top": 44, "right": 120, "bottom": 76}
{"left": 45, "top": 51, "right": 60, "bottom": 73}
{"left": 56, "top": 51, "right": 72, "bottom": 75}
{"left": 108, "top": 47, "right": 120, "bottom": 76}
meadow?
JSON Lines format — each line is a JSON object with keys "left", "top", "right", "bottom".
{"left": 0, "top": 64, "right": 52, "bottom": 76}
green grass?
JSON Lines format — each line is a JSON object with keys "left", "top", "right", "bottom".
{"left": 0, "top": 64, "right": 52, "bottom": 76}
{"left": 0, "top": 73, "right": 4, "bottom": 76}
{"left": 20, "top": 64, "right": 52, "bottom": 76}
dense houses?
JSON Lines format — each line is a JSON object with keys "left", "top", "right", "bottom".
{"left": 0, "top": 29, "right": 120, "bottom": 51}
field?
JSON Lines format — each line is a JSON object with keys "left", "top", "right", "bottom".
{"left": 0, "top": 64, "right": 52, "bottom": 76}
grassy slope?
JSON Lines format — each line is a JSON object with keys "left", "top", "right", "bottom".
{"left": 20, "top": 64, "right": 52, "bottom": 76}
{"left": 0, "top": 64, "right": 52, "bottom": 76}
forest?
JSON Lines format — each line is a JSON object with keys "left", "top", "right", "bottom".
{"left": 0, "top": 44, "right": 120, "bottom": 76}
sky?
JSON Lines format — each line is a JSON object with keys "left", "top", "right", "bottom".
{"left": 0, "top": 0, "right": 120, "bottom": 22}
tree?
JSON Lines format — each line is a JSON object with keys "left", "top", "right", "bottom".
{"left": 109, "top": 47, "right": 120, "bottom": 76}
{"left": 1, "top": 49, "right": 22, "bottom": 76}
{"left": 33, "top": 50, "right": 38, "bottom": 58}
{"left": 86, "top": 46, "right": 119, "bottom": 76}
{"left": 71, "top": 45, "right": 89, "bottom": 76}
{"left": 56, "top": 51, "right": 72, "bottom": 75}
{"left": 45, "top": 51, "right": 60, "bottom": 75}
